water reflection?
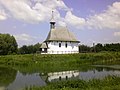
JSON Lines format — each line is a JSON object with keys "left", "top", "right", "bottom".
{"left": 0, "top": 66, "right": 120, "bottom": 90}
{"left": 46, "top": 68, "right": 120, "bottom": 82}
{"left": 0, "top": 66, "right": 17, "bottom": 90}
{"left": 79, "top": 69, "right": 120, "bottom": 80}
{"left": 47, "top": 70, "right": 79, "bottom": 82}
{"left": 0, "top": 87, "right": 5, "bottom": 90}
{"left": 6, "top": 71, "right": 46, "bottom": 90}
{"left": 0, "top": 66, "right": 46, "bottom": 90}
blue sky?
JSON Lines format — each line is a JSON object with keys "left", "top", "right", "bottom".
{"left": 0, "top": 0, "right": 120, "bottom": 47}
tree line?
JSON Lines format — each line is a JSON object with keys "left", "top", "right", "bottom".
{"left": 0, "top": 33, "right": 120, "bottom": 55}
{"left": 79, "top": 43, "right": 120, "bottom": 53}
{"left": 0, "top": 33, "right": 41, "bottom": 55}
{"left": 18, "top": 43, "right": 41, "bottom": 54}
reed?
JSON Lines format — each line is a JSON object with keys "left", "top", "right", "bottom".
{"left": 0, "top": 52, "right": 120, "bottom": 73}
{"left": 24, "top": 76, "right": 120, "bottom": 90}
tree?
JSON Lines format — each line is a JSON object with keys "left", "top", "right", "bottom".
{"left": 18, "top": 45, "right": 28, "bottom": 54}
{"left": 95, "top": 43, "right": 103, "bottom": 52}
{"left": 18, "top": 43, "right": 41, "bottom": 54}
{"left": 79, "top": 45, "right": 91, "bottom": 53}
{"left": 0, "top": 34, "right": 18, "bottom": 55}
{"left": 104, "top": 43, "right": 120, "bottom": 51}
{"left": 33, "top": 43, "right": 41, "bottom": 53}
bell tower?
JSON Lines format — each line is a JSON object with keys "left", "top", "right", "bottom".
{"left": 50, "top": 11, "right": 55, "bottom": 29}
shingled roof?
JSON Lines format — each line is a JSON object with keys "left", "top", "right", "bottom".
{"left": 45, "top": 27, "right": 79, "bottom": 42}
{"left": 40, "top": 43, "right": 48, "bottom": 48}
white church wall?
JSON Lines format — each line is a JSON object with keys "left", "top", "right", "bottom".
{"left": 47, "top": 41, "right": 79, "bottom": 54}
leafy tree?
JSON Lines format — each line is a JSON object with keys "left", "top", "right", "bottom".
{"left": 18, "top": 43, "right": 41, "bottom": 54}
{"left": 95, "top": 43, "right": 103, "bottom": 52}
{"left": 79, "top": 43, "right": 120, "bottom": 53}
{"left": 104, "top": 43, "right": 120, "bottom": 51}
{"left": 79, "top": 45, "right": 91, "bottom": 53}
{"left": 0, "top": 34, "right": 18, "bottom": 55}
{"left": 18, "top": 45, "right": 28, "bottom": 54}
{"left": 33, "top": 43, "right": 41, "bottom": 53}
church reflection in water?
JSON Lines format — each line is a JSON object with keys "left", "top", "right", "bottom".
{"left": 47, "top": 70, "right": 79, "bottom": 82}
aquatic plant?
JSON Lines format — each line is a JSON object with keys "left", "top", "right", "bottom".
{"left": 23, "top": 76, "right": 120, "bottom": 90}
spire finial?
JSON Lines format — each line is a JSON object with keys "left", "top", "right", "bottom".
{"left": 50, "top": 10, "right": 55, "bottom": 22}
{"left": 52, "top": 10, "right": 54, "bottom": 20}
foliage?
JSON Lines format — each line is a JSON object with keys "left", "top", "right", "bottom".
{"left": 18, "top": 43, "right": 41, "bottom": 54}
{"left": 0, "top": 52, "right": 120, "bottom": 74}
{"left": 94, "top": 43, "right": 120, "bottom": 52}
{"left": 94, "top": 43, "right": 104, "bottom": 52}
{"left": 0, "top": 33, "right": 18, "bottom": 55}
{"left": 104, "top": 43, "right": 120, "bottom": 51}
{"left": 79, "top": 45, "right": 91, "bottom": 53}
{"left": 24, "top": 76, "right": 120, "bottom": 90}
{"left": 79, "top": 43, "right": 120, "bottom": 53}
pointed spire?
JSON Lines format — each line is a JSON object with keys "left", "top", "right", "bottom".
{"left": 52, "top": 10, "right": 54, "bottom": 19}
{"left": 50, "top": 10, "right": 55, "bottom": 23}
{"left": 50, "top": 10, "right": 55, "bottom": 29}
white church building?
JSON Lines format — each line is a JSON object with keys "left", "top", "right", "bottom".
{"left": 40, "top": 11, "right": 80, "bottom": 54}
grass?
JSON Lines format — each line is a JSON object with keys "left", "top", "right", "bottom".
{"left": 24, "top": 76, "right": 120, "bottom": 90}
{"left": 0, "top": 52, "right": 120, "bottom": 90}
{"left": 0, "top": 52, "right": 120, "bottom": 73}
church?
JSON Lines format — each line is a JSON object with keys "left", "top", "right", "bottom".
{"left": 40, "top": 11, "right": 80, "bottom": 54}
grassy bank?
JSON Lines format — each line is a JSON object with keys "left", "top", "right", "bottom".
{"left": 0, "top": 52, "right": 120, "bottom": 90}
{"left": 24, "top": 76, "right": 120, "bottom": 90}
{"left": 0, "top": 52, "right": 120, "bottom": 73}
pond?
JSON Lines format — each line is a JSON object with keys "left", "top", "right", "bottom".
{"left": 6, "top": 72, "right": 46, "bottom": 90}
{"left": 0, "top": 66, "right": 120, "bottom": 90}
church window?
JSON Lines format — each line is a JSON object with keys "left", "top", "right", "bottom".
{"left": 59, "top": 43, "right": 61, "bottom": 47}
{"left": 65, "top": 43, "right": 67, "bottom": 48}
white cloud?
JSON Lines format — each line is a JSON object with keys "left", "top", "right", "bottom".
{"left": 0, "top": 0, "right": 68, "bottom": 23}
{"left": 57, "top": 20, "right": 66, "bottom": 27}
{"left": 65, "top": 11, "right": 85, "bottom": 29}
{"left": 42, "top": 0, "right": 68, "bottom": 10}
{"left": 13, "top": 26, "right": 17, "bottom": 29}
{"left": 0, "top": 0, "right": 120, "bottom": 31}
{"left": 86, "top": 2, "right": 120, "bottom": 30}
{"left": 0, "top": 9, "right": 7, "bottom": 20}
{"left": 114, "top": 32, "right": 120, "bottom": 37}
{"left": 14, "top": 33, "right": 41, "bottom": 46}
{"left": 14, "top": 33, "right": 38, "bottom": 46}
{"left": 63, "top": 1, "right": 120, "bottom": 30}
{"left": 14, "top": 33, "right": 36, "bottom": 41}
{"left": 0, "top": 0, "right": 44, "bottom": 23}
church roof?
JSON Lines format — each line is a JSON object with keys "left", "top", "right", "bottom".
{"left": 40, "top": 43, "right": 48, "bottom": 48}
{"left": 45, "top": 27, "right": 80, "bottom": 42}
